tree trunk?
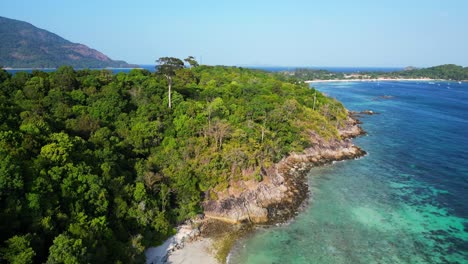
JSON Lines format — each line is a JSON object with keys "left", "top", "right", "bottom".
{"left": 261, "top": 126, "right": 265, "bottom": 143}
{"left": 167, "top": 76, "right": 172, "bottom": 109}
{"left": 313, "top": 91, "right": 316, "bottom": 110}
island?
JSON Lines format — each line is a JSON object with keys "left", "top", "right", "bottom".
{"left": 0, "top": 58, "right": 368, "bottom": 263}
{"left": 279, "top": 64, "right": 468, "bottom": 82}
{"left": 0, "top": 16, "right": 134, "bottom": 69}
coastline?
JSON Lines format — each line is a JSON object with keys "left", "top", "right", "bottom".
{"left": 146, "top": 112, "right": 368, "bottom": 263}
{"left": 145, "top": 218, "right": 252, "bottom": 264}
{"left": 304, "top": 78, "right": 456, "bottom": 83}
{"left": 202, "top": 113, "right": 366, "bottom": 225}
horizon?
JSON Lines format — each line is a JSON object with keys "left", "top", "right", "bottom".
{"left": 1, "top": 0, "right": 468, "bottom": 67}
{"left": 5, "top": 64, "right": 466, "bottom": 73}
{"left": 0, "top": 64, "right": 413, "bottom": 71}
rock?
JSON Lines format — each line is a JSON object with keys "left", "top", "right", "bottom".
{"left": 350, "top": 110, "right": 378, "bottom": 116}
{"left": 360, "top": 110, "right": 377, "bottom": 115}
{"left": 379, "top": 95, "right": 394, "bottom": 99}
{"left": 371, "top": 95, "right": 394, "bottom": 101}
{"left": 202, "top": 114, "right": 366, "bottom": 224}
{"left": 338, "top": 116, "right": 366, "bottom": 139}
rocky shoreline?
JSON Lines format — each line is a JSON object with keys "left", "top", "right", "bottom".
{"left": 203, "top": 114, "right": 366, "bottom": 225}
{"left": 146, "top": 113, "right": 367, "bottom": 263}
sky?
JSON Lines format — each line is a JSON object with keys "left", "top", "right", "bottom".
{"left": 2, "top": 0, "right": 468, "bottom": 67}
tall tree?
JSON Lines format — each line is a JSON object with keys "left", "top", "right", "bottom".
{"left": 0, "top": 66, "right": 11, "bottom": 83}
{"left": 156, "top": 57, "right": 184, "bottom": 109}
{"left": 184, "top": 56, "right": 199, "bottom": 68}
{"left": 51, "top": 66, "right": 78, "bottom": 91}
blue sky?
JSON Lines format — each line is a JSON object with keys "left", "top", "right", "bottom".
{"left": 2, "top": 0, "right": 468, "bottom": 67}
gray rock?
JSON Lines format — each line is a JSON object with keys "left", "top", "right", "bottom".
{"left": 203, "top": 115, "right": 366, "bottom": 224}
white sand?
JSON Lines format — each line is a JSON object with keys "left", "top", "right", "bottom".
{"left": 304, "top": 78, "right": 442, "bottom": 83}
{"left": 145, "top": 237, "right": 176, "bottom": 264}
{"left": 145, "top": 221, "right": 218, "bottom": 264}
{"left": 166, "top": 238, "right": 217, "bottom": 264}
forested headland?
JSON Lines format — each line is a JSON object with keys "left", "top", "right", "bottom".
{"left": 284, "top": 64, "right": 468, "bottom": 81}
{"left": 0, "top": 60, "right": 347, "bottom": 263}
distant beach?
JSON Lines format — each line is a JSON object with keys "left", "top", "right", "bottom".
{"left": 304, "top": 78, "right": 445, "bottom": 83}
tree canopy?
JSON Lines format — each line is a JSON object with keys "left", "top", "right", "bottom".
{"left": 0, "top": 63, "right": 345, "bottom": 262}
{"left": 281, "top": 64, "right": 468, "bottom": 81}
{"left": 184, "top": 56, "right": 199, "bottom": 68}
{"left": 156, "top": 57, "right": 185, "bottom": 109}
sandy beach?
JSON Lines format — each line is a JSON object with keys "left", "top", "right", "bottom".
{"left": 304, "top": 78, "right": 443, "bottom": 83}
{"left": 165, "top": 238, "right": 217, "bottom": 264}
{"left": 145, "top": 220, "right": 219, "bottom": 264}
{"left": 146, "top": 237, "right": 217, "bottom": 264}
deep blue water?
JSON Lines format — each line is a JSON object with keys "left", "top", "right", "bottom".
{"left": 229, "top": 81, "right": 468, "bottom": 263}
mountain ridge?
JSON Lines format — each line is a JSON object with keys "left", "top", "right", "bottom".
{"left": 0, "top": 16, "right": 135, "bottom": 68}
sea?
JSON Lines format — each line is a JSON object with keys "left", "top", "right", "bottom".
{"left": 228, "top": 81, "right": 468, "bottom": 263}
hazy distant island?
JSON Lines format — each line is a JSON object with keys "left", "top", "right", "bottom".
{"left": 0, "top": 16, "right": 135, "bottom": 69}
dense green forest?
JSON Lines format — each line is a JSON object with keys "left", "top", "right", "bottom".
{"left": 384, "top": 64, "right": 468, "bottom": 80}
{"left": 283, "top": 64, "right": 468, "bottom": 81}
{"left": 0, "top": 61, "right": 346, "bottom": 263}
{"left": 283, "top": 68, "right": 345, "bottom": 81}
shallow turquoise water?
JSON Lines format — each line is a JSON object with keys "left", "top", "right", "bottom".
{"left": 229, "top": 81, "right": 468, "bottom": 264}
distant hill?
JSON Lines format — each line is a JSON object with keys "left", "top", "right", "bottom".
{"left": 281, "top": 64, "right": 468, "bottom": 81}
{"left": 0, "top": 16, "right": 134, "bottom": 68}
{"left": 398, "top": 64, "right": 468, "bottom": 80}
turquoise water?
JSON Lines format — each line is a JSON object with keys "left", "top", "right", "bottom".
{"left": 229, "top": 81, "right": 468, "bottom": 264}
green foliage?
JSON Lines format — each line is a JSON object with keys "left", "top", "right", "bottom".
{"left": 0, "top": 152, "right": 23, "bottom": 197}
{"left": 51, "top": 66, "right": 77, "bottom": 91}
{"left": 184, "top": 56, "right": 199, "bottom": 68}
{"left": 285, "top": 64, "right": 468, "bottom": 81}
{"left": 0, "top": 62, "right": 345, "bottom": 262}
{"left": 47, "top": 234, "right": 87, "bottom": 264}
{"left": 1, "top": 234, "right": 35, "bottom": 264}
{"left": 395, "top": 64, "right": 468, "bottom": 80}
{"left": 156, "top": 57, "right": 186, "bottom": 109}
{"left": 283, "top": 68, "right": 345, "bottom": 80}
{"left": 0, "top": 67, "right": 11, "bottom": 83}
{"left": 156, "top": 57, "right": 185, "bottom": 77}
